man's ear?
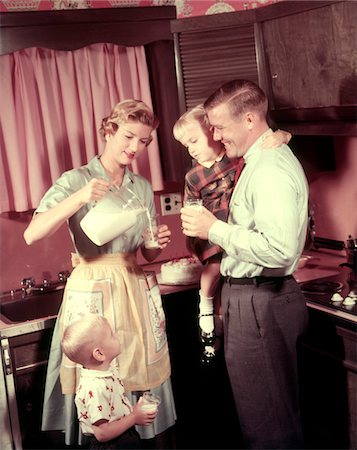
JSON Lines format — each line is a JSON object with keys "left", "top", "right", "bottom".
{"left": 246, "top": 112, "right": 255, "bottom": 130}
{"left": 92, "top": 347, "right": 105, "bottom": 362}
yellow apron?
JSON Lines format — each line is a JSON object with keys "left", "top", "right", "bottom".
{"left": 59, "top": 253, "right": 171, "bottom": 394}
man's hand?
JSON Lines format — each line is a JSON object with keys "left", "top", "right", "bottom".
{"left": 180, "top": 206, "right": 217, "bottom": 240}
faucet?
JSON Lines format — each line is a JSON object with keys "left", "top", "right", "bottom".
{"left": 58, "top": 271, "right": 70, "bottom": 282}
{"left": 19, "top": 271, "right": 70, "bottom": 297}
{"left": 21, "top": 277, "right": 39, "bottom": 296}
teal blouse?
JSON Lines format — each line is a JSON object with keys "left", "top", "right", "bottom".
{"left": 36, "top": 156, "right": 156, "bottom": 257}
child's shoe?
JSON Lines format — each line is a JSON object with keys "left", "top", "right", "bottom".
{"left": 198, "top": 313, "right": 215, "bottom": 346}
{"left": 200, "top": 345, "right": 216, "bottom": 365}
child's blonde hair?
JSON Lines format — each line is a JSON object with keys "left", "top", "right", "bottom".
{"left": 173, "top": 104, "right": 210, "bottom": 143}
{"left": 99, "top": 99, "right": 159, "bottom": 143}
{"left": 61, "top": 314, "right": 111, "bottom": 366}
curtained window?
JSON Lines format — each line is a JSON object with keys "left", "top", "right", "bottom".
{"left": 0, "top": 43, "right": 164, "bottom": 213}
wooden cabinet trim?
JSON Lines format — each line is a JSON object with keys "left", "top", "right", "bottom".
{"left": 0, "top": 6, "right": 176, "bottom": 55}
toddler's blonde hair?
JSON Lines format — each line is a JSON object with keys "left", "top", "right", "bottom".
{"left": 61, "top": 314, "right": 111, "bottom": 366}
{"left": 173, "top": 104, "right": 210, "bottom": 143}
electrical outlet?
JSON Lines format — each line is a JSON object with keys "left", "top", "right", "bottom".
{"left": 160, "top": 193, "right": 182, "bottom": 216}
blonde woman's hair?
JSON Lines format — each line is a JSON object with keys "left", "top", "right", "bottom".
{"left": 61, "top": 314, "right": 111, "bottom": 366}
{"left": 99, "top": 99, "right": 159, "bottom": 143}
{"left": 173, "top": 104, "right": 211, "bottom": 143}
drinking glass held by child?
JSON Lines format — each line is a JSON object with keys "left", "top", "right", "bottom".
{"left": 173, "top": 105, "right": 291, "bottom": 364}
{"left": 61, "top": 314, "right": 157, "bottom": 450}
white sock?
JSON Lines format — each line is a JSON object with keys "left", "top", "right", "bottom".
{"left": 199, "top": 290, "right": 214, "bottom": 333}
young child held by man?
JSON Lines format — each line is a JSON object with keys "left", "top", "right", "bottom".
{"left": 173, "top": 105, "right": 291, "bottom": 364}
{"left": 61, "top": 314, "right": 157, "bottom": 449}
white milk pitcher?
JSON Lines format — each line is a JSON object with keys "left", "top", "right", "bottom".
{"left": 80, "top": 186, "right": 146, "bottom": 246}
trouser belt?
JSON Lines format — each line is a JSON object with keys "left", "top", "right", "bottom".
{"left": 223, "top": 275, "right": 293, "bottom": 286}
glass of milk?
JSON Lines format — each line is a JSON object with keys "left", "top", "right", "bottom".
{"left": 80, "top": 187, "right": 146, "bottom": 246}
{"left": 143, "top": 213, "right": 160, "bottom": 249}
{"left": 141, "top": 392, "right": 161, "bottom": 412}
{"left": 184, "top": 198, "right": 203, "bottom": 211}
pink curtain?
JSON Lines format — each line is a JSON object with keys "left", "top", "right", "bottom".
{"left": 0, "top": 43, "right": 164, "bottom": 213}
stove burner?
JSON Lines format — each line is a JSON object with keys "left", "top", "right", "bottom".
{"left": 301, "top": 281, "right": 343, "bottom": 294}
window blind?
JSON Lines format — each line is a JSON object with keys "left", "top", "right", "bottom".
{"left": 173, "top": 23, "right": 258, "bottom": 112}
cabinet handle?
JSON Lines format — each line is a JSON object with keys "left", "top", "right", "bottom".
{"left": 1, "top": 341, "right": 13, "bottom": 375}
{"left": 26, "top": 403, "right": 33, "bottom": 412}
{"left": 272, "top": 74, "right": 278, "bottom": 79}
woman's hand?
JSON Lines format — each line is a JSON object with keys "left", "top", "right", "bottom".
{"left": 141, "top": 224, "right": 171, "bottom": 263}
{"left": 78, "top": 178, "right": 110, "bottom": 205}
{"left": 23, "top": 177, "right": 111, "bottom": 245}
{"left": 157, "top": 224, "right": 171, "bottom": 249}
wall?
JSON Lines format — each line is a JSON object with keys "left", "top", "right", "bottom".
{"left": 0, "top": 189, "right": 189, "bottom": 292}
{"left": 308, "top": 137, "right": 357, "bottom": 242}
{"left": 0, "top": 0, "right": 281, "bottom": 18}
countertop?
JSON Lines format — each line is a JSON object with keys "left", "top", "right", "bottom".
{"left": 1, "top": 249, "right": 355, "bottom": 338}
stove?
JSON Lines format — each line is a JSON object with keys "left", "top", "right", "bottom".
{"left": 300, "top": 273, "right": 357, "bottom": 319}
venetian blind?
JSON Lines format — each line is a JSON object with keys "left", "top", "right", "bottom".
{"left": 173, "top": 23, "right": 258, "bottom": 112}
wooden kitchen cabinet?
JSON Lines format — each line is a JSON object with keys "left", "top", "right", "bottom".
{"left": 299, "top": 310, "right": 357, "bottom": 449}
{"left": 172, "top": 1, "right": 357, "bottom": 136}
{"left": 257, "top": 1, "right": 357, "bottom": 127}
{"left": 162, "top": 289, "right": 243, "bottom": 449}
{"left": 9, "top": 328, "right": 64, "bottom": 449}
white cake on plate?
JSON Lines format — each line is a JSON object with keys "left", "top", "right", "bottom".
{"left": 160, "top": 256, "right": 203, "bottom": 285}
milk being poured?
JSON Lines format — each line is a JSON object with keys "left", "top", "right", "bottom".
{"left": 80, "top": 188, "right": 146, "bottom": 246}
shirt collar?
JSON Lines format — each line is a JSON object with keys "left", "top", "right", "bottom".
{"left": 80, "top": 366, "right": 119, "bottom": 378}
{"left": 88, "top": 155, "right": 134, "bottom": 186}
{"left": 199, "top": 150, "right": 225, "bottom": 168}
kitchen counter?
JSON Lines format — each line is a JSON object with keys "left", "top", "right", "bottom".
{"left": 0, "top": 249, "right": 355, "bottom": 337}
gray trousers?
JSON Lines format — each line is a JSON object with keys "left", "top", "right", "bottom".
{"left": 222, "top": 277, "right": 308, "bottom": 449}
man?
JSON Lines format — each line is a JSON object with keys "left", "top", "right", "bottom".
{"left": 181, "top": 79, "right": 309, "bottom": 449}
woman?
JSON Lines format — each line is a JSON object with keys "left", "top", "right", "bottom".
{"left": 24, "top": 100, "right": 176, "bottom": 447}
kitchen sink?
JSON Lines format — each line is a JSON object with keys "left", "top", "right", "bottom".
{"left": 0, "top": 289, "right": 63, "bottom": 323}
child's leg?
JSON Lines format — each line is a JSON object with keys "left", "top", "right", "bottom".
{"left": 199, "top": 256, "right": 222, "bottom": 363}
{"left": 199, "top": 258, "right": 221, "bottom": 335}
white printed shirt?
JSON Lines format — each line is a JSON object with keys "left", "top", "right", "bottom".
{"left": 75, "top": 366, "right": 132, "bottom": 435}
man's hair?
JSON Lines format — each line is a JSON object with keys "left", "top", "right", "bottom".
{"left": 173, "top": 104, "right": 210, "bottom": 143}
{"left": 204, "top": 79, "right": 268, "bottom": 120}
{"left": 61, "top": 314, "right": 111, "bottom": 366}
{"left": 99, "top": 99, "right": 159, "bottom": 142}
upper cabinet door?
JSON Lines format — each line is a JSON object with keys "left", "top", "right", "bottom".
{"left": 171, "top": 10, "right": 259, "bottom": 115}
{"left": 259, "top": 1, "right": 356, "bottom": 115}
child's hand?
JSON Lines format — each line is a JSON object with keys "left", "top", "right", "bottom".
{"left": 132, "top": 397, "right": 157, "bottom": 426}
{"left": 261, "top": 130, "right": 292, "bottom": 149}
